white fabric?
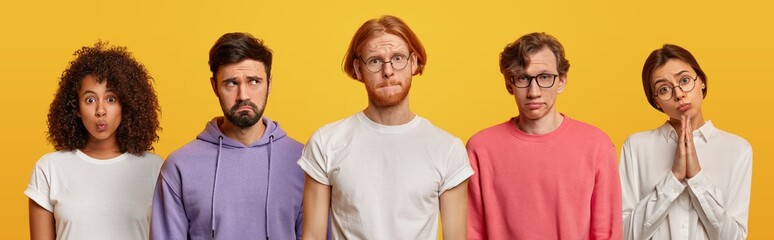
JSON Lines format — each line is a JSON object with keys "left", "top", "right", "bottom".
{"left": 25, "top": 150, "right": 163, "bottom": 240}
{"left": 298, "top": 112, "right": 473, "bottom": 240}
{"left": 620, "top": 121, "right": 752, "bottom": 240}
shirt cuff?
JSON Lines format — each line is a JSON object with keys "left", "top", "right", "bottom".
{"left": 686, "top": 170, "right": 708, "bottom": 196}
{"left": 24, "top": 187, "right": 53, "bottom": 212}
{"left": 658, "top": 172, "right": 687, "bottom": 201}
{"left": 297, "top": 157, "right": 331, "bottom": 186}
{"left": 440, "top": 163, "right": 474, "bottom": 194}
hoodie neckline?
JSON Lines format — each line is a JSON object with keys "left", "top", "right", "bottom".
{"left": 199, "top": 116, "right": 285, "bottom": 148}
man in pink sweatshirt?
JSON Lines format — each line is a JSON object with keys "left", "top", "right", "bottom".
{"left": 466, "top": 32, "right": 622, "bottom": 240}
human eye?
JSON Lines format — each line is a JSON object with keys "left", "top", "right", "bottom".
{"left": 392, "top": 54, "right": 406, "bottom": 62}
{"left": 537, "top": 73, "right": 552, "bottom": 81}
{"left": 680, "top": 76, "right": 692, "bottom": 85}
{"left": 224, "top": 81, "right": 237, "bottom": 87}
{"left": 106, "top": 96, "right": 118, "bottom": 103}
{"left": 84, "top": 96, "right": 96, "bottom": 104}
{"left": 367, "top": 57, "right": 382, "bottom": 65}
{"left": 657, "top": 85, "right": 671, "bottom": 95}
{"left": 516, "top": 75, "right": 530, "bottom": 82}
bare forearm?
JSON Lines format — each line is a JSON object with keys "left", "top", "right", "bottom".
{"left": 440, "top": 180, "right": 468, "bottom": 240}
{"left": 301, "top": 175, "right": 330, "bottom": 240}
{"left": 29, "top": 199, "right": 55, "bottom": 240}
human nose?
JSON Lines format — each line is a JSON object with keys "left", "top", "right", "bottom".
{"left": 381, "top": 61, "right": 395, "bottom": 78}
{"left": 95, "top": 101, "right": 106, "bottom": 117}
{"left": 526, "top": 78, "right": 541, "bottom": 97}
{"left": 237, "top": 84, "right": 250, "bottom": 100}
{"left": 673, "top": 86, "right": 687, "bottom": 101}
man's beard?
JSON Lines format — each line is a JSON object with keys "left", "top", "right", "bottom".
{"left": 224, "top": 100, "right": 264, "bottom": 128}
{"left": 367, "top": 80, "right": 411, "bottom": 108}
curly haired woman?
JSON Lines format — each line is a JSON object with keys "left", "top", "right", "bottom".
{"left": 25, "top": 41, "right": 163, "bottom": 240}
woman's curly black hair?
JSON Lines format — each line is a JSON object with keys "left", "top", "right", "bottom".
{"left": 47, "top": 41, "right": 160, "bottom": 155}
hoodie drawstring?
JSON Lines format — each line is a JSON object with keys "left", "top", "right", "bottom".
{"left": 265, "top": 135, "right": 274, "bottom": 240}
{"left": 212, "top": 136, "right": 224, "bottom": 239}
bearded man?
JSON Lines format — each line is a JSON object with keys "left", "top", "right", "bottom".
{"left": 152, "top": 32, "right": 305, "bottom": 240}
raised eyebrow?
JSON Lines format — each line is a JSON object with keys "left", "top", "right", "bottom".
{"left": 363, "top": 55, "right": 385, "bottom": 61}
{"left": 80, "top": 90, "right": 97, "bottom": 97}
{"left": 672, "top": 70, "right": 690, "bottom": 77}
{"left": 365, "top": 52, "right": 409, "bottom": 60}
{"left": 246, "top": 76, "right": 263, "bottom": 81}
{"left": 106, "top": 90, "right": 119, "bottom": 97}
{"left": 652, "top": 79, "right": 670, "bottom": 86}
{"left": 221, "top": 77, "right": 237, "bottom": 83}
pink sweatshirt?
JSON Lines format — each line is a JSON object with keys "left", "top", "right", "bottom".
{"left": 466, "top": 116, "right": 622, "bottom": 240}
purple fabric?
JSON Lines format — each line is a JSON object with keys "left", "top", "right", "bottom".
{"left": 152, "top": 117, "right": 304, "bottom": 239}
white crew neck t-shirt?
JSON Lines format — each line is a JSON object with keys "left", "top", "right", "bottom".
{"left": 298, "top": 112, "right": 473, "bottom": 240}
{"left": 25, "top": 150, "right": 162, "bottom": 240}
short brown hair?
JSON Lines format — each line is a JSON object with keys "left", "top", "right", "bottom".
{"left": 641, "top": 44, "right": 708, "bottom": 111}
{"left": 499, "top": 32, "right": 570, "bottom": 94}
{"left": 209, "top": 32, "right": 272, "bottom": 80}
{"left": 47, "top": 41, "right": 160, "bottom": 155}
{"left": 343, "top": 15, "right": 427, "bottom": 80}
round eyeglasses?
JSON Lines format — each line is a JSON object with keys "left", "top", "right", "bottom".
{"left": 359, "top": 53, "right": 411, "bottom": 73}
{"left": 510, "top": 73, "right": 558, "bottom": 88}
{"left": 653, "top": 75, "right": 698, "bottom": 101}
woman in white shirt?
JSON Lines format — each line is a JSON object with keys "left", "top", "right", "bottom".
{"left": 620, "top": 44, "right": 752, "bottom": 240}
{"left": 25, "top": 42, "right": 163, "bottom": 240}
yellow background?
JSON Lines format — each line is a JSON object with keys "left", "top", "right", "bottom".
{"left": 1, "top": 0, "right": 771, "bottom": 238}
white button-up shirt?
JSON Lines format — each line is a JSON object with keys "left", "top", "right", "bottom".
{"left": 620, "top": 121, "right": 752, "bottom": 240}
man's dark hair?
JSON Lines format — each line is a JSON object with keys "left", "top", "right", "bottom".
{"left": 209, "top": 32, "right": 273, "bottom": 79}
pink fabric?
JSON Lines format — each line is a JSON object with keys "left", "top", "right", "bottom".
{"left": 466, "top": 116, "right": 622, "bottom": 240}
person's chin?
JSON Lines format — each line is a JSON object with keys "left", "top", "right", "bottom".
{"left": 519, "top": 108, "right": 547, "bottom": 120}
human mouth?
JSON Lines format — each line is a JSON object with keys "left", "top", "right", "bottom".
{"left": 232, "top": 101, "right": 257, "bottom": 113}
{"left": 678, "top": 103, "right": 691, "bottom": 112}
{"left": 96, "top": 121, "right": 107, "bottom": 131}
{"left": 525, "top": 102, "right": 543, "bottom": 110}
{"left": 237, "top": 105, "right": 253, "bottom": 112}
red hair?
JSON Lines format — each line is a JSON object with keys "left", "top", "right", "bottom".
{"left": 343, "top": 15, "right": 427, "bottom": 80}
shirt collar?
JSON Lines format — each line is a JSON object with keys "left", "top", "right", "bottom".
{"left": 659, "top": 120, "right": 716, "bottom": 143}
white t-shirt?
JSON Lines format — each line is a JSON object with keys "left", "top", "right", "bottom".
{"left": 25, "top": 150, "right": 163, "bottom": 240}
{"left": 298, "top": 112, "right": 473, "bottom": 240}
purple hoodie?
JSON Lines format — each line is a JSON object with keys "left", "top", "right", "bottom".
{"left": 152, "top": 117, "right": 304, "bottom": 239}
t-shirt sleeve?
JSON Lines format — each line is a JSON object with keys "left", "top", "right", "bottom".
{"left": 440, "top": 138, "right": 474, "bottom": 194}
{"left": 24, "top": 157, "right": 53, "bottom": 212}
{"left": 297, "top": 130, "right": 331, "bottom": 185}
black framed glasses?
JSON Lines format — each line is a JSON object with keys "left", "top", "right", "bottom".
{"left": 359, "top": 52, "right": 411, "bottom": 73}
{"left": 653, "top": 75, "right": 698, "bottom": 101}
{"left": 510, "top": 73, "right": 558, "bottom": 88}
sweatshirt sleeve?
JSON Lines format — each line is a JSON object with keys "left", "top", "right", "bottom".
{"left": 465, "top": 140, "right": 487, "bottom": 240}
{"left": 620, "top": 139, "right": 685, "bottom": 240}
{"left": 151, "top": 160, "right": 189, "bottom": 239}
{"left": 590, "top": 146, "right": 623, "bottom": 240}
{"left": 685, "top": 145, "right": 752, "bottom": 239}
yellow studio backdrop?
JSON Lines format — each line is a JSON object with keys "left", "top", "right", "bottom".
{"left": 1, "top": 0, "right": 771, "bottom": 238}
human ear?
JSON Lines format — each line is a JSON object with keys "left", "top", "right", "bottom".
{"left": 556, "top": 74, "right": 568, "bottom": 93}
{"left": 411, "top": 53, "right": 419, "bottom": 75}
{"left": 210, "top": 77, "right": 219, "bottom": 97}
{"left": 505, "top": 77, "right": 514, "bottom": 95}
{"left": 268, "top": 76, "right": 272, "bottom": 93}
{"left": 354, "top": 60, "right": 364, "bottom": 82}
